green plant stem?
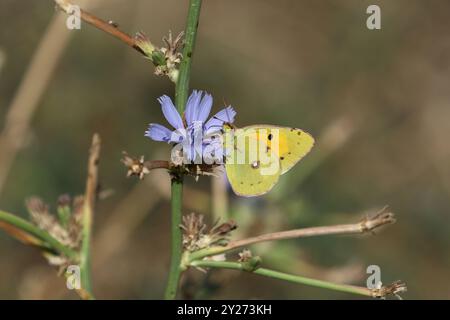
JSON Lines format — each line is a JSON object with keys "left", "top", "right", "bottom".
{"left": 174, "top": 0, "right": 202, "bottom": 112}
{"left": 164, "top": 0, "right": 202, "bottom": 300}
{"left": 0, "top": 210, "right": 78, "bottom": 260}
{"left": 164, "top": 179, "right": 184, "bottom": 299}
{"left": 190, "top": 260, "right": 373, "bottom": 297}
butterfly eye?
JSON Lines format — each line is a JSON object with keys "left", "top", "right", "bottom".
{"left": 251, "top": 160, "right": 260, "bottom": 169}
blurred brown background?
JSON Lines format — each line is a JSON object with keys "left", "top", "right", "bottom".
{"left": 0, "top": 0, "right": 449, "bottom": 299}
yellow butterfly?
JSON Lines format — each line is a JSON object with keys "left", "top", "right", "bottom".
{"left": 223, "top": 125, "right": 314, "bottom": 197}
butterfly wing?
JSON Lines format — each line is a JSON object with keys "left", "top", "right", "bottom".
{"left": 224, "top": 127, "right": 281, "bottom": 197}
{"left": 243, "top": 125, "right": 314, "bottom": 175}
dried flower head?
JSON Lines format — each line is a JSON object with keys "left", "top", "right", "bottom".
{"left": 121, "top": 152, "right": 150, "bottom": 179}
{"left": 27, "top": 197, "right": 71, "bottom": 246}
{"left": 180, "top": 213, "right": 237, "bottom": 251}
{"left": 135, "top": 31, "right": 183, "bottom": 82}
{"left": 180, "top": 213, "right": 207, "bottom": 251}
{"left": 371, "top": 280, "right": 407, "bottom": 299}
{"left": 26, "top": 196, "right": 83, "bottom": 252}
{"left": 155, "top": 31, "right": 184, "bottom": 82}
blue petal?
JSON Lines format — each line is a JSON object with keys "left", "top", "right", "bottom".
{"left": 185, "top": 90, "right": 202, "bottom": 126}
{"left": 205, "top": 106, "right": 236, "bottom": 134}
{"left": 158, "top": 95, "right": 184, "bottom": 129}
{"left": 185, "top": 122, "right": 204, "bottom": 163}
{"left": 145, "top": 123, "right": 172, "bottom": 142}
{"left": 196, "top": 92, "right": 213, "bottom": 123}
{"left": 169, "top": 128, "right": 187, "bottom": 144}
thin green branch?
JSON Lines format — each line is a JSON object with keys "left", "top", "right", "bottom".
{"left": 188, "top": 209, "right": 396, "bottom": 262}
{"left": 164, "top": 0, "right": 203, "bottom": 300}
{"left": 190, "top": 260, "right": 373, "bottom": 297}
{"left": 0, "top": 210, "right": 78, "bottom": 260}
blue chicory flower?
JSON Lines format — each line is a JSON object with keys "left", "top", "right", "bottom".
{"left": 145, "top": 90, "right": 236, "bottom": 164}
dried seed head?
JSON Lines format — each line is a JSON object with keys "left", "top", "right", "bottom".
{"left": 26, "top": 197, "right": 48, "bottom": 217}
{"left": 372, "top": 280, "right": 407, "bottom": 299}
{"left": 161, "top": 31, "right": 183, "bottom": 68}
{"left": 121, "top": 152, "right": 150, "bottom": 179}
{"left": 27, "top": 200, "right": 73, "bottom": 248}
{"left": 180, "top": 213, "right": 237, "bottom": 251}
{"left": 26, "top": 196, "right": 83, "bottom": 251}
{"left": 154, "top": 31, "right": 184, "bottom": 82}
{"left": 135, "top": 30, "right": 184, "bottom": 83}
{"left": 180, "top": 213, "right": 207, "bottom": 251}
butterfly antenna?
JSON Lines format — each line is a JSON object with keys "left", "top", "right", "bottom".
{"left": 222, "top": 97, "right": 229, "bottom": 107}
{"left": 223, "top": 98, "right": 231, "bottom": 123}
{"left": 225, "top": 107, "right": 231, "bottom": 123}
